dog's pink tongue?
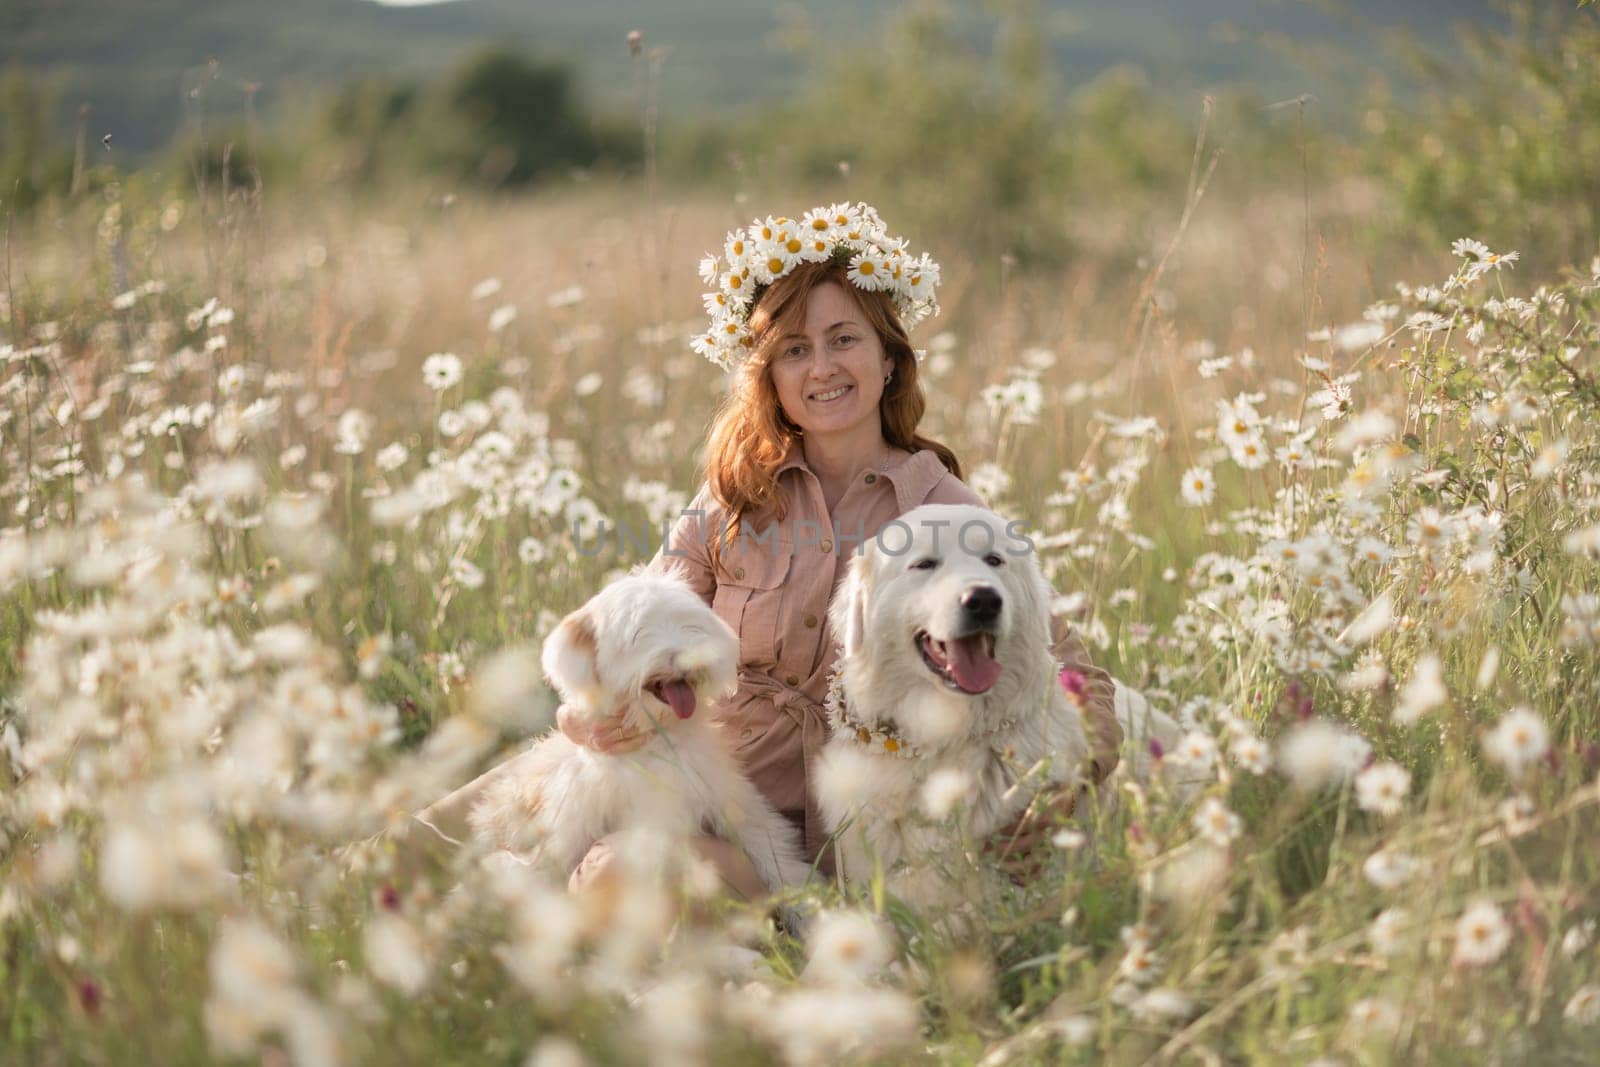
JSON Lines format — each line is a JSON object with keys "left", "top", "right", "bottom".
{"left": 661, "top": 679, "right": 697, "bottom": 719}
{"left": 947, "top": 635, "right": 1002, "bottom": 694}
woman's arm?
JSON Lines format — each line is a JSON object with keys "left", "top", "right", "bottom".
{"left": 646, "top": 482, "right": 719, "bottom": 607}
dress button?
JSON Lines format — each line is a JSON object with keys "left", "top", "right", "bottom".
{"left": 740, "top": 726, "right": 754, "bottom": 740}
{"left": 734, "top": 567, "right": 745, "bottom": 580}
{"left": 786, "top": 674, "right": 799, "bottom": 686}
{"left": 820, "top": 540, "right": 833, "bottom": 553}
{"left": 804, "top": 613, "right": 818, "bottom": 628}
{"left": 864, "top": 473, "right": 877, "bottom": 484}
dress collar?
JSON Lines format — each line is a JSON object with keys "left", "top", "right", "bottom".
{"left": 774, "top": 439, "right": 949, "bottom": 513}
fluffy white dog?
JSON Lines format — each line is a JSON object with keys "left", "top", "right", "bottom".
{"left": 816, "top": 504, "right": 1185, "bottom": 903}
{"left": 467, "top": 568, "right": 810, "bottom": 895}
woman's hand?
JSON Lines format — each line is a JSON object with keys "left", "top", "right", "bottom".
{"left": 556, "top": 702, "right": 648, "bottom": 755}
{"left": 984, "top": 784, "right": 1079, "bottom": 881}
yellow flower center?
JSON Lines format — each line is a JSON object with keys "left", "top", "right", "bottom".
{"left": 767, "top": 257, "right": 784, "bottom": 274}
{"left": 786, "top": 238, "right": 802, "bottom": 254}
{"left": 858, "top": 261, "right": 875, "bottom": 275}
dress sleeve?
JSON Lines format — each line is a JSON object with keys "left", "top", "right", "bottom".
{"left": 1049, "top": 610, "right": 1122, "bottom": 784}
{"left": 646, "top": 482, "right": 718, "bottom": 607}
{"left": 924, "top": 471, "right": 987, "bottom": 508}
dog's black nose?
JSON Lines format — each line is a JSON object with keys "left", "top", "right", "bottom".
{"left": 961, "top": 585, "right": 1002, "bottom": 624}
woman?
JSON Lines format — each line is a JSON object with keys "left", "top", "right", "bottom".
{"left": 414, "top": 204, "right": 1122, "bottom": 899}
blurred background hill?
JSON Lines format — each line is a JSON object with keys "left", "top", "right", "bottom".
{"left": 1, "top": 0, "right": 1594, "bottom": 279}
{"left": 5, "top": 0, "right": 1500, "bottom": 156}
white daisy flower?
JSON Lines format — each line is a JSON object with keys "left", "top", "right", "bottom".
{"left": 1347, "top": 997, "right": 1401, "bottom": 1037}
{"left": 1192, "top": 797, "right": 1242, "bottom": 848}
{"left": 1180, "top": 466, "right": 1215, "bottom": 507}
{"left": 517, "top": 538, "right": 548, "bottom": 565}
{"left": 803, "top": 910, "right": 895, "bottom": 987}
{"left": 422, "top": 352, "right": 463, "bottom": 392}
{"left": 847, "top": 250, "right": 891, "bottom": 291}
{"left": 1369, "top": 907, "right": 1408, "bottom": 956}
{"left": 1354, "top": 761, "right": 1410, "bottom": 817}
{"left": 800, "top": 205, "right": 839, "bottom": 239}
{"left": 1362, "top": 849, "right": 1418, "bottom": 890}
{"left": 1452, "top": 900, "right": 1511, "bottom": 967}
{"left": 751, "top": 239, "right": 799, "bottom": 285}
{"left": 1482, "top": 706, "right": 1549, "bottom": 779}
{"left": 437, "top": 409, "right": 467, "bottom": 438}
{"left": 1563, "top": 920, "right": 1597, "bottom": 957}
{"left": 1342, "top": 591, "right": 1395, "bottom": 646}
{"left": 376, "top": 443, "right": 408, "bottom": 472}
{"left": 1393, "top": 653, "right": 1446, "bottom": 726}
{"left": 487, "top": 304, "right": 517, "bottom": 333}
{"left": 1565, "top": 986, "right": 1600, "bottom": 1026}
{"left": 1228, "top": 731, "right": 1271, "bottom": 775}
{"left": 1353, "top": 536, "right": 1395, "bottom": 566}
{"left": 1276, "top": 719, "right": 1370, "bottom": 791}
{"left": 721, "top": 236, "right": 752, "bottom": 275}
{"left": 547, "top": 285, "right": 585, "bottom": 309}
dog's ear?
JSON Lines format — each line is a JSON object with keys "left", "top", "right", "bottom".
{"left": 541, "top": 604, "right": 602, "bottom": 704}
{"left": 831, "top": 553, "right": 872, "bottom": 659}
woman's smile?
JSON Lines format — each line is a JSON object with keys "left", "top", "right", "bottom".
{"left": 809, "top": 383, "right": 853, "bottom": 404}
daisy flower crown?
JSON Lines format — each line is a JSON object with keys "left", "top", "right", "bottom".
{"left": 690, "top": 201, "right": 943, "bottom": 371}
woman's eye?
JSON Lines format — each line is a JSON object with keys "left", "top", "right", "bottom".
{"left": 784, "top": 345, "right": 806, "bottom": 359}
{"left": 911, "top": 557, "right": 938, "bottom": 571}
{"left": 984, "top": 553, "right": 1004, "bottom": 567}
{"left": 834, "top": 334, "right": 857, "bottom": 346}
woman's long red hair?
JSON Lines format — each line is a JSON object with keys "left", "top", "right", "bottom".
{"left": 702, "top": 259, "right": 963, "bottom": 578}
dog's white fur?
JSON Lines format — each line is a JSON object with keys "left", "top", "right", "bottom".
{"left": 467, "top": 568, "right": 810, "bottom": 893}
{"left": 816, "top": 504, "right": 1188, "bottom": 901}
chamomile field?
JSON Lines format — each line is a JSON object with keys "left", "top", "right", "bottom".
{"left": 3, "top": 5, "right": 1600, "bottom": 1064}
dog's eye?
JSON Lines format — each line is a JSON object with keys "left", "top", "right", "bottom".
{"left": 911, "top": 557, "right": 938, "bottom": 571}
{"left": 984, "top": 553, "right": 1004, "bottom": 567}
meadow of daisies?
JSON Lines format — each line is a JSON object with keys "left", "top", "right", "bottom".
{"left": 3, "top": 91, "right": 1600, "bottom": 1064}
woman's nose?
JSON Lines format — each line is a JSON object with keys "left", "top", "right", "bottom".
{"left": 806, "top": 342, "right": 838, "bottom": 377}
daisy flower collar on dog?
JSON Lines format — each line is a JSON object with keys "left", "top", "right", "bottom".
{"left": 823, "top": 658, "right": 921, "bottom": 759}
{"left": 824, "top": 655, "right": 1075, "bottom": 760}
{"left": 691, "top": 201, "right": 943, "bottom": 371}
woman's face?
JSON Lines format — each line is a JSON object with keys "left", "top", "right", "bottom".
{"left": 767, "top": 281, "right": 893, "bottom": 441}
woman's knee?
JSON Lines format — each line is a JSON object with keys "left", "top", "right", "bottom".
{"left": 690, "top": 836, "right": 767, "bottom": 903}
{"left": 568, "top": 834, "right": 766, "bottom": 903}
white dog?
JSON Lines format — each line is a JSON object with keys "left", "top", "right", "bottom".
{"left": 816, "top": 504, "right": 1186, "bottom": 904}
{"left": 467, "top": 568, "right": 810, "bottom": 895}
